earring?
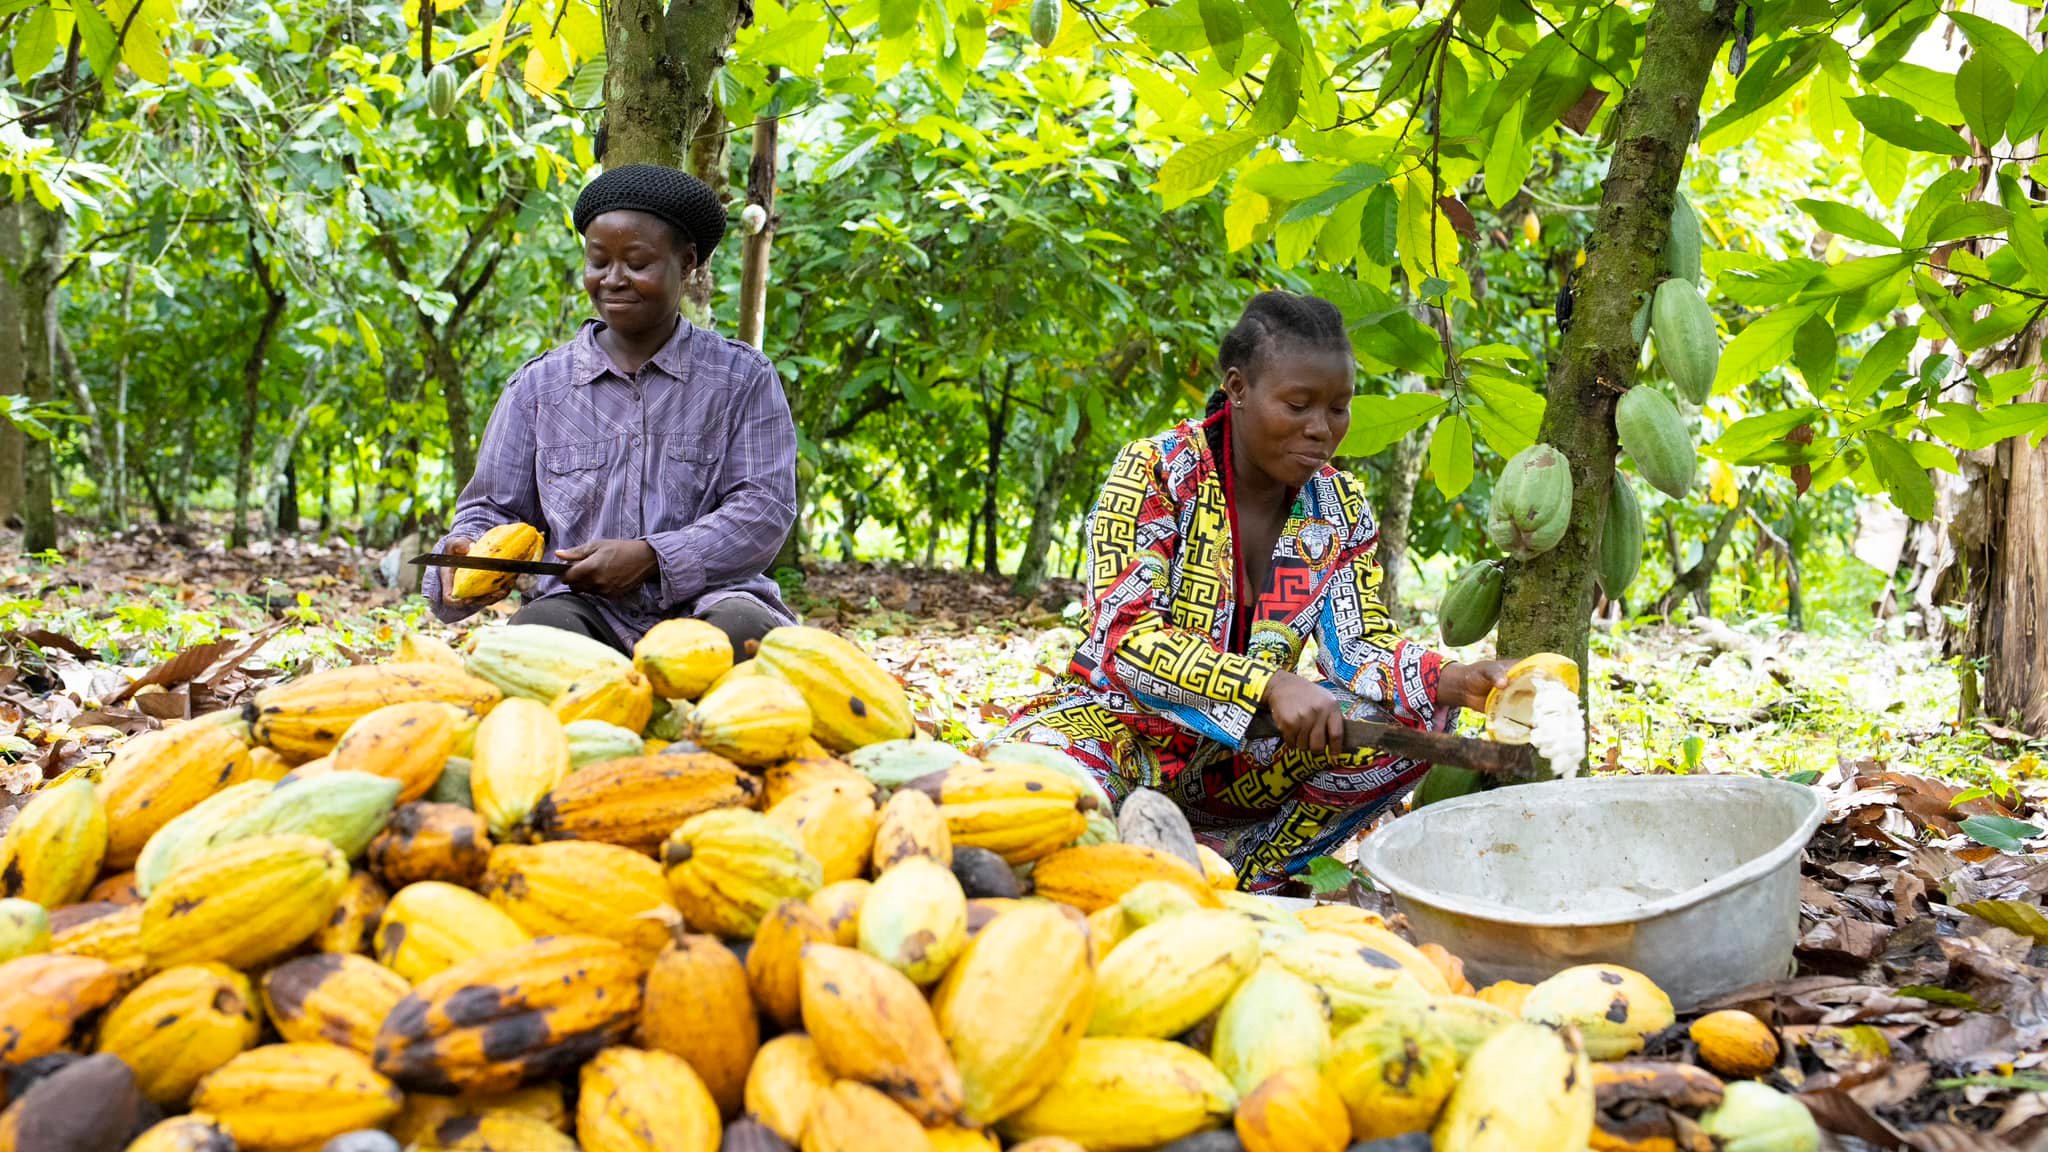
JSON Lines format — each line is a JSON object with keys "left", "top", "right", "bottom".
{"left": 1233, "top": 399, "right": 1244, "bottom": 408}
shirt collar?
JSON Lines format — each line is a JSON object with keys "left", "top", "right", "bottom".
{"left": 573, "top": 315, "right": 697, "bottom": 386}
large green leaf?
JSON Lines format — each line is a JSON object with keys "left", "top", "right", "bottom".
{"left": 1846, "top": 327, "right": 1916, "bottom": 404}
{"left": 1946, "top": 11, "right": 2036, "bottom": 81}
{"left": 1708, "top": 408, "right": 1823, "bottom": 465}
{"left": 1921, "top": 403, "right": 2048, "bottom": 451}
{"left": 1716, "top": 302, "right": 1824, "bottom": 392}
{"left": 2013, "top": 51, "right": 2048, "bottom": 143}
{"left": 1845, "top": 94, "right": 1970, "bottom": 156}
{"left": 1463, "top": 367, "right": 1545, "bottom": 457}
{"left": 1153, "top": 131, "right": 1259, "bottom": 207}
{"left": 1130, "top": 0, "right": 1207, "bottom": 53}
{"left": 1429, "top": 412, "right": 1474, "bottom": 499}
{"left": 1340, "top": 393, "right": 1447, "bottom": 456}
{"left": 1484, "top": 101, "right": 1530, "bottom": 211}
{"left": 1248, "top": 51, "right": 1301, "bottom": 134}
{"left": 1998, "top": 171, "right": 2048, "bottom": 289}
{"left": 1279, "top": 164, "right": 1388, "bottom": 223}
{"left": 1956, "top": 54, "right": 2014, "bottom": 146}
{"left": 1198, "top": 0, "right": 1246, "bottom": 70}
{"left": 1872, "top": 61, "right": 1964, "bottom": 125}
{"left": 1794, "top": 199, "right": 1897, "bottom": 247}
{"left": 1865, "top": 430, "right": 1934, "bottom": 519}
{"left": 1360, "top": 184, "right": 1399, "bottom": 267}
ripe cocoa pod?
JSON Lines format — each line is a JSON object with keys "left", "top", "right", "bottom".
{"left": 470, "top": 697, "right": 570, "bottom": 839}
{"left": 748, "top": 900, "right": 834, "bottom": 1032}
{"left": 934, "top": 902, "right": 1094, "bottom": 1127}
{"left": 551, "top": 667, "right": 656, "bottom": 735}
{"left": 1434, "top": 1022, "right": 1593, "bottom": 1152}
{"left": 141, "top": 834, "right": 350, "bottom": 970}
{"left": 873, "top": 788, "right": 951, "bottom": 872}
{"left": 800, "top": 944, "right": 963, "bottom": 1125}
{"left": 388, "top": 1084, "right": 569, "bottom": 1146}
{"left": 0, "top": 777, "right": 107, "bottom": 908}
{"left": 1210, "top": 960, "right": 1331, "bottom": 1097}
{"left": 1691, "top": 1009, "right": 1780, "bottom": 1080}
{"left": 134, "top": 779, "right": 271, "bottom": 896}
{"left": 802, "top": 1079, "right": 930, "bottom": 1152}
{"left": 1234, "top": 1067, "right": 1349, "bottom": 1152}
{"left": 332, "top": 701, "right": 467, "bottom": 804}
{"left": 47, "top": 902, "right": 144, "bottom": 975}
{"left": 251, "top": 662, "right": 501, "bottom": 764}
{"left": 744, "top": 1034, "right": 831, "bottom": 1145}
{"left": 368, "top": 802, "right": 490, "bottom": 890}
{"left": 997, "top": 1037, "right": 1235, "bottom": 1151}
{"left": 640, "top": 934, "right": 758, "bottom": 1119}
{"left": 462, "top": 623, "right": 632, "bottom": 704}
{"left": 0, "top": 899, "right": 49, "bottom": 963}
{"left": 0, "top": 954, "right": 124, "bottom": 1065}
{"left": 808, "top": 880, "right": 868, "bottom": 947}
{"left": 192, "top": 1042, "right": 403, "bottom": 1150}
{"left": 313, "top": 868, "right": 389, "bottom": 955}
{"left": 532, "top": 752, "right": 761, "bottom": 855}
{"left": 857, "top": 855, "right": 967, "bottom": 986}
{"left": 1028, "top": 843, "right": 1219, "bottom": 913}
{"left": 375, "top": 881, "right": 531, "bottom": 983}
{"left": 662, "top": 809, "right": 822, "bottom": 939}
{"left": 1520, "top": 963, "right": 1674, "bottom": 1060}
{"left": 97, "top": 723, "right": 255, "bottom": 869}
{"left": 1437, "top": 560, "right": 1503, "bottom": 647}
{"left": 1091, "top": 911, "right": 1259, "bottom": 1039}
{"left": 763, "top": 757, "right": 874, "bottom": 809}
{"left": 1485, "top": 444, "right": 1573, "bottom": 561}
{"left": 749, "top": 626, "right": 914, "bottom": 752}
{"left": 767, "top": 782, "right": 877, "bottom": 885}
{"left": 576, "top": 1046, "right": 721, "bottom": 1152}
{"left": 634, "top": 618, "right": 733, "bottom": 702}
{"left": 96, "top": 962, "right": 262, "bottom": 1105}
{"left": 451, "top": 523, "right": 543, "bottom": 602}
{"left": 1616, "top": 385, "right": 1695, "bottom": 498}
{"left": 481, "top": 841, "right": 679, "bottom": 967}
{"left": 1327, "top": 1004, "right": 1457, "bottom": 1141}
{"left": 262, "top": 953, "right": 411, "bottom": 1056}
{"left": 126, "top": 1115, "right": 237, "bottom": 1152}
{"left": 685, "top": 678, "right": 813, "bottom": 767}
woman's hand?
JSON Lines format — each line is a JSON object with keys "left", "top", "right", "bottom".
{"left": 558, "top": 538, "right": 660, "bottom": 599}
{"left": 1437, "top": 659, "right": 1513, "bottom": 713}
{"left": 436, "top": 538, "right": 508, "bottom": 609}
{"left": 1263, "top": 670, "right": 1345, "bottom": 755}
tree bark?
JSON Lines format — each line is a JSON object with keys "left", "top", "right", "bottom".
{"left": 737, "top": 80, "right": 779, "bottom": 350}
{"left": 682, "top": 106, "right": 730, "bottom": 323}
{"left": 110, "top": 265, "right": 133, "bottom": 531}
{"left": 52, "top": 325, "right": 111, "bottom": 504}
{"left": 276, "top": 455, "right": 300, "bottom": 534}
{"left": 0, "top": 200, "right": 23, "bottom": 527}
{"left": 1748, "top": 506, "right": 1803, "bottom": 630}
{"left": 18, "top": 200, "right": 63, "bottom": 554}
{"left": 231, "top": 241, "right": 287, "bottom": 550}
{"left": 1654, "top": 484, "right": 1752, "bottom": 616}
{"left": 1013, "top": 340, "right": 1145, "bottom": 596}
{"left": 602, "top": 0, "right": 746, "bottom": 170}
{"left": 981, "top": 364, "right": 1016, "bottom": 577}
{"left": 1377, "top": 377, "right": 1431, "bottom": 623}
{"left": 1497, "top": 0, "right": 1735, "bottom": 679}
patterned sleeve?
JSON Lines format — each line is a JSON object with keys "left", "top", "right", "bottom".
{"left": 1070, "top": 439, "right": 1275, "bottom": 747}
{"left": 422, "top": 374, "right": 545, "bottom": 623}
{"left": 1314, "top": 505, "right": 1447, "bottom": 731}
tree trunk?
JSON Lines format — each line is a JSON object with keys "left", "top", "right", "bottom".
{"left": 1748, "top": 506, "right": 1803, "bottom": 630}
{"left": 602, "top": 0, "right": 746, "bottom": 170}
{"left": 277, "top": 455, "right": 300, "bottom": 534}
{"left": 428, "top": 341, "right": 475, "bottom": 487}
{"left": 18, "top": 200, "right": 62, "bottom": 554}
{"left": 1014, "top": 418, "right": 1091, "bottom": 598}
{"left": 1655, "top": 484, "right": 1752, "bottom": 616}
{"left": 52, "top": 326, "right": 111, "bottom": 503}
{"left": 737, "top": 78, "right": 779, "bottom": 350}
{"left": 231, "top": 242, "right": 288, "bottom": 550}
{"left": 1377, "top": 382, "right": 1430, "bottom": 623}
{"left": 981, "top": 365, "right": 1015, "bottom": 577}
{"left": 1496, "top": 0, "right": 1735, "bottom": 677}
{"left": 260, "top": 367, "right": 329, "bottom": 530}
{"left": 109, "top": 265, "right": 133, "bottom": 531}
{"left": 0, "top": 200, "right": 23, "bottom": 528}
{"left": 681, "top": 106, "right": 730, "bottom": 323}
{"left": 137, "top": 454, "right": 173, "bottom": 526}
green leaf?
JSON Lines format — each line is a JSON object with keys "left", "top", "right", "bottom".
{"left": 1997, "top": 171, "right": 2048, "bottom": 289}
{"left": 70, "top": 0, "right": 118, "bottom": 81}
{"left": 1958, "top": 815, "right": 2045, "bottom": 853}
{"left": 1956, "top": 900, "right": 2048, "bottom": 941}
{"left": 1715, "top": 303, "right": 1824, "bottom": 392}
{"left": 12, "top": 4, "right": 59, "bottom": 86}
{"left": 1241, "top": 0, "right": 1301, "bottom": 54}
{"left": 1130, "top": 0, "right": 1207, "bottom": 53}
{"left": 1899, "top": 986, "right": 1982, "bottom": 1010}
{"left": 1237, "top": 161, "right": 1349, "bottom": 199}
{"left": 2014, "top": 51, "right": 2048, "bottom": 143}
{"left": 1429, "top": 413, "right": 1473, "bottom": 498}
{"left": 1923, "top": 201, "right": 2011, "bottom": 244}
{"left": 1464, "top": 367, "right": 1546, "bottom": 457}
{"left": 1946, "top": 12, "right": 2036, "bottom": 81}
{"left": 1248, "top": 51, "right": 1301, "bottom": 134}
{"left": 1279, "top": 165, "right": 1387, "bottom": 224}
{"left": 1794, "top": 199, "right": 1898, "bottom": 247}
{"left": 1708, "top": 407, "right": 1823, "bottom": 465}
{"left": 1153, "top": 131, "right": 1258, "bottom": 208}
{"left": 1793, "top": 313, "right": 1837, "bottom": 387}
{"left": 1785, "top": 769, "right": 1824, "bottom": 785}
{"left": 1483, "top": 100, "right": 1530, "bottom": 211}
{"left": 1920, "top": 402, "right": 2048, "bottom": 451}
{"left": 354, "top": 310, "right": 384, "bottom": 368}
{"left": 1197, "top": 0, "right": 1245, "bottom": 71}
{"left": 1873, "top": 61, "right": 1965, "bottom": 125}
{"left": 1845, "top": 94, "right": 1971, "bottom": 156}
{"left": 1339, "top": 393, "right": 1448, "bottom": 456}
{"left": 1702, "top": 36, "right": 1821, "bottom": 143}
{"left": 1846, "top": 327, "right": 1915, "bottom": 404}
{"left": 1360, "top": 184, "right": 1398, "bottom": 266}
{"left": 1865, "top": 430, "right": 1934, "bottom": 519}
{"left": 1303, "top": 855, "right": 1357, "bottom": 895}
{"left": 1957, "top": 54, "right": 2015, "bottom": 146}
{"left": 878, "top": 0, "right": 917, "bottom": 39}
{"left": 1795, "top": 252, "right": 1920, "bottom": 301}
{"left": 1902, "top": 170, "right": 1975, "bottom": 249}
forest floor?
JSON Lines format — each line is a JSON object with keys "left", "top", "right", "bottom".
{"left": 4, "top": 521, "right": 2048, "bottom": 1146}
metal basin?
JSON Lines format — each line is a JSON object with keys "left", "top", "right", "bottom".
{"left": 1356, "top": 775, "right": 1825, "bottom": 1009}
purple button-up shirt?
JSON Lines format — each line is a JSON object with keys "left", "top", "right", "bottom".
{"left": 424, "top": 317, "right": 798, "bottom": 647}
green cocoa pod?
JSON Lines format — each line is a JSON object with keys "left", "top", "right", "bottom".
{"left": 1652, "top": 277, "right": 1719, "bottom": 405}
{"left": 1438, "top": 560, "right": 1504, "bottom": 646}
{"left": 0, "top": 897, "right": 51, "bottom": 962}
{"left": 564, "top": 719, "right": 646, "bottom": 770}
{"left": 1700, "top": 1082, "right": 1820, "bottom": 1152}
{"left": 1485, "top": 444, "right": 1573, "bottom": 561}
{"left": 135, "top": 779, "right": 273, "bottom": 895}
{"left": 1667, "top": 192, "right": 1703, "bottom": 287}
{"left": 1411, "top": 764, "right": 1483, "bottom": 809}
{"left": 426, "top": 63, "right": 459, "bottom": 118}
{"left": 1616, "top": 385, "right": 1695, "bottom": 498}
{"left": 1596, "top": 470, "right": 1644, "bottom": 599}
{"left": 1030, "top": 0, "right": 1062, "bottom": 46}
{"left": 209, "top": 770, "right": 401, "bottom": 861}
{"left": 428, "top": 755, "right": 474, "bottom": 809}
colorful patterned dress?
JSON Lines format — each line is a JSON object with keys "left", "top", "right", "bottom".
{"left": 996, "top": 412, "right": 1451, "bottom": 889}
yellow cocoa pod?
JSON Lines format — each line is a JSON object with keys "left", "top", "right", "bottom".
{"left": 1691, "top": 1009, "right": 1781, "bottom": 1079}
{"left": 48, "top": 900, "right": 145, "bottom": 975}
{"left": 1028, "top": 843, "right": 1219, "bottom": 913}
{"left": 750, "top": 625, "right": 914, "bottom": 752}
{"left": 1520, "top": 964, "right": 1675, "bottom": 1060}
{"left": 331, "top": 700, "right": 466, "bottom": 803}
{"left": 1269, "top": 934, "right": 1432, "bottom": 1028}
{"left": 1475, "top": 979, "right": 1532, "bottom": 1013}
{"left": 872, "top": 787, "right": 952, "bottom": 871}
{"left": 261, "top": 952, "right": 410, "bottom": 1055}
{"left": 0, "top": 953, "right": 124, "bottom": 1064}
{"left": 483, "top": 841, "right": 678, "bottom": 967}
{"left": 97, "top": 963, "right": 261, "bottom": 1106}
{"left": 86, "top": 870, "right": 142, "bottom": 905}
{"left": 1435, "top": 1021, "right": 1594, "bottom": 1152}
{"left": 686, "top": 677, "right": 813, "bottom": 767}
{"left": 193, "top": 1042, "right": 401, "bottom": 1149}
{"left": 997, "top": 1037, "right": 1236, "bottom": 1152}
{"left": 934, "top": 902, "right": 1094, "bottom": 1127}
{"left": 661, "top": 808, "right": 822, "bottom": 939}
{"left": 1327, "top": 1003, "right": 1458, "bottom": 1141}
{"left": 97, "top": 723, "right": 255, "bottom": 869}
{"left": 926, "top": 1125, "right": 1000, "bottom": 1152}
{"left": 1006, "top": 1142, "right": 1088, "bottom": 1152}
{"left": 470, "top": 696, "right": 570, "bottom": 838}
{"left": 463, "top": 623, "right": 633, "bottom": 703}
{"left": 396, "top": 630, "right": 466, "bottom": 668}
{"left": 375, "top": 880, "right": 532, "bottom": 983}
{"left": 0, "top": 777, "right": 107, "bottom": 907}
{"left": 552, "top": 666, "right": 656, "bottom": 734}
{"left": 857, "top": 855, "right": 967, "bottom": 986}
{"left": 1196, "top": 842, "right": 1238, "bottom": 889}
{"left": 1082, "top": 904, "right": 1125, "bottom": 968}
{"left": 763, "top": 756, "right": 874, "bottom": 808}
{"left": 640, "top": 933, "right": 759, "bottom": 1119}
{"left": 768, "top": 782, "right": 878, "bottom": 885}
{"left": 312, "top": 868, "right": 389, "bottom": 954}
{"left": 451, "top": 522, "right": 544, "bottom": 601}
{"left": 1211, "top": 959, "right": 1332, "bottom": 1096}
{"left": 634, "top": 617, "right": 733, "bottom": 701}
{"left": 803, "top": 1080, "right": 930, "bottom": 1152}
{"left": 389, "top": 1084, "right": 570, "bottom": 1146}
{"left": 125, "top": 1115, "right": 237, "bottom": 1152}
{"left": 808, "top": 879, "right": 868, "bottom": 947}
{"left": 532, "top": 752, "right": 762, "bottom": 855}
{"left": 748, "top": 899, "right": 835, "bottom": 1032}
{"left": 1234, "top": 1066, "right": 1351, "bottom": 1152}
{"left": 373, "top": 935, "right": 642, "bottom": 1094}
{"left": 1424, "top": 996, "right": 1518, "bottom": 1064}
{"left": 246, "top": 746, "right": 291, "bottom": 780}
{"left": 0, "top": 898, "right": 49, "bottom": 963}
{"left": 577, "top": 1045, "right": 722, "bottom": 1152}
{"left": 799, "top": 943, "right": 963, "bottom": 1125}
{"left": 744, "top": 1033, "right": 831, "bottom": 1145}
{"left": 252, "top": 662, "right": 502, "bottom": 763}
{"left": 1287, "top": 920, "right": 1450, "bottom": 996}
{"left": 141, "top": 834, "right": 349, "bottom": 970}
{"left": 368, "top": 801, "right": 491, "bottom": 890}
{"left": 1090, "top": 910, "right": 1259, "bottom": 1038}
{"left": 410, "top": 1110, "right": 581, "bottom": 1150}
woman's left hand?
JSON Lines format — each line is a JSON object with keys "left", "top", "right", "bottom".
{"left": 557, "top": 538, "right": 660, "bottom": 599}
{"left": 1437, "top": 659, "right": 1513, "bottom": 713}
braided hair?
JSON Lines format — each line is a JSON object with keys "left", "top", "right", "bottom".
{"left": 573, "top": 164, "right": 728, "bottom": 266}
{"left": 1206, "top": 291, "right": 1351, "bottom": 418}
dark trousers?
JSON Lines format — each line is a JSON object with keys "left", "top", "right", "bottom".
{"left": 508, "top": 593, "right": 782, "bottom": 659}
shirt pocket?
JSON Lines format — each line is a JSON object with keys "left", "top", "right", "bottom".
{"left": 537, "top": 442, "right": 611, "bottom": 540}
{"left": 660, "top": 435, "right": 722, "bottom": 520}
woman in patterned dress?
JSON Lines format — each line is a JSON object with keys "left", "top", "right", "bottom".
{"left": 996, "top": 291, "right": 1510, "bottom": 891}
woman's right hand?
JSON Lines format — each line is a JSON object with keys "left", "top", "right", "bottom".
{"left": 1264, "top": 670, "right": 1345, "bottom": 756}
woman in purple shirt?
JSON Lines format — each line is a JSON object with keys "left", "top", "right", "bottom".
{"left": 426, "top": 165, "right": 799, "bottom": 656}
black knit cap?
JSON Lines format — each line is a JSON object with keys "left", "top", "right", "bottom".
{"left": 573, "top": 164, "right": 727, "bottom": 262}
